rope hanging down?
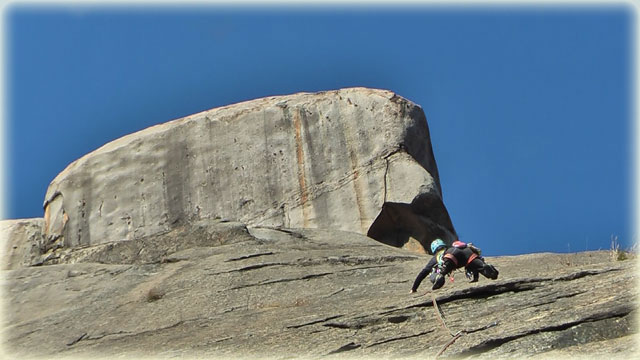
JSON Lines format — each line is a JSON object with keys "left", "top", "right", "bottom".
{"left": 430, "top": 293, "right": 499, "bottom": 359}
{"left": 431, "top": 294, "right": 463, "bottom": 358}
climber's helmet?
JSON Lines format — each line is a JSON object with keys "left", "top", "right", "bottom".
{"left": 430, "top": 239, "right": 446, "bottom": 254}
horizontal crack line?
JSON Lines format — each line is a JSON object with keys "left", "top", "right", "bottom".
{"left": 325, "top": 288, "right": 345, "bottom": 297}
{"left": 226, "top": 265, "right": 394, "bottom": 291}
{"left": 366, "top": 330, "right": 435, "bottom": 348}
{"left": 552, "top": 267, "right": 624, "bottom": 281}
{"left": 225, "top": 252, "right": 275, "bottom": 262}
{"left": 431, "top": 267, "right": 625, "bottom": 306}
{"left": 66, "top": 333, "right": 88, "bottom": 346}
{"left": 286, "top": 315, "right": 344, "bottom": 329}
{"left": 530, "top": 289, "right": 589, "bottom": 308}
{"left": 207, "top": 262, "right": 290, "bottom": 275}
{"left": 379, "top": 267, "right": 628, "bottom": 315}
{"left": 456, "top": 305, "right": 636, "bottom": 356}
{"left": 65, "top": 316, "right": 220, "bottom": 347}
{"left": 227, "top": 272, "right": 333, "bottom": 290}
{"left": 210, "top": 336, "right": 232, "bottom": 343}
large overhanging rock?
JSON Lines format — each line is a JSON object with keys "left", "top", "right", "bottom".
{"left": 42, "top": 87, "right": 457, "bottom": 255}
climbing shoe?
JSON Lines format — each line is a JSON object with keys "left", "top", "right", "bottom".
{"left": 432, "top": 274, "right": 446, "bottom": 290}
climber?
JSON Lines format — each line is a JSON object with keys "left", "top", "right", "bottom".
{"left": 409, "top": 239, "right": 499, "bottom": 293}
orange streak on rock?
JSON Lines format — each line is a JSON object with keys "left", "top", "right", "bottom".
{"left": 293, "top": 110, "right": 310, "bottom": 227}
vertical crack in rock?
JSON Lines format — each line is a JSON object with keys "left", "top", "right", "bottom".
{"left": 163, "top": 135, "right": 189, "bottom": 227}
{"left": 348, "top": 146, "right": 367, "bottom": 233}
{"left": 261, "top": 110, "right": 279, "bottom": 211}
{"left": 43, "top": 192, "right": 67, "bottom": 249}
{"left": 292, "top": 108, "right": 311, "bottom": 227}
{"left": 383, "top": 159, "right": 390, "bottom": 203}
{"left": 380, "top": 146, "right": 404, "bottom": 204}
{"left": 300, "top": 107, "right": 332, "bottom": 227}
{"left": 341, "top": 118, "right": 368, "bottom": 234}
{"left": 76, "top": 168, "right": 94, "bottom": 247}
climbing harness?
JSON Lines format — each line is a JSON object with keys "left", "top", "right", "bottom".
{"left": 467, "top": 252, "right": 479, "bottom": 265}
{"left": 443, "top": 253, "right": 459, "bottom": 266}
{"left": 431, "top": 241, "right": 485, "bottom": 286}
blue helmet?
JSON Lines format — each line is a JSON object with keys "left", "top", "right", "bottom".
{"left": 430, "top": 239, "right": 446, "bottom": 254}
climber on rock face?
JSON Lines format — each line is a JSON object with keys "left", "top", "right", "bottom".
{"left": 410, "top": 239, "right": 499, "bottom": 293}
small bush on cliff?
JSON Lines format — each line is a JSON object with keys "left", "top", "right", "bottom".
{"left": 610, "top": 236, "right": 635, "bottom": 261}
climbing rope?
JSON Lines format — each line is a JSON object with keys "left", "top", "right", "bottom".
{"left": 431, "top": 293, "right": 455, "bottom": 337}
{"left": 431, "top": 293, "right": 464, "bottom": 358}
{"left": 435, "top": 332, "right": 463, "bottom": 359}
{"left": 430, "top": 293, "right": 499, "bottom": 359}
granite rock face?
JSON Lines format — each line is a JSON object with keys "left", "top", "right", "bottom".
{"left": 41, "top": 88, "right": 455, "bottom": 256}
{"left": 1, "top": 220, "right": 636, "bottom": 359}
{"left": 4, "top": 89, "right": 633, "bottom": 359}
{"left": 0, "top": 218, "right": 44, "bottom": 270}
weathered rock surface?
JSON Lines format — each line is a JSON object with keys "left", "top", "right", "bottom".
{"left": 0, "top": 218, "right": 44, "bottom": 270}
{"left": 3, "top": 89, "right": 636, "bottom": 359}
{"left": 41, "top": 88, "right": 456, "bottom": 255}
{"left": 1, "top": 220, "right": 636, "bottom": 359}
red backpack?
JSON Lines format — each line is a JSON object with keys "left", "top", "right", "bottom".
{"left": 452, "top": 240, "right": 482, "bottom": 255}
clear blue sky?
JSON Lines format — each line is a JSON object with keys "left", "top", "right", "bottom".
{"left": 3, "top": 3, "right": 635, "bottom": 255}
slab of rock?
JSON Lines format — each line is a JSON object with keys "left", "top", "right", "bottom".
{"left": 0, "top": 218, "right": 44, "bottom": 269}
{"left": 41, "top": 88, "right": 456, "bottom": 255}
{"left": 1, "top": 221, "right": 636, "bottom": 359}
